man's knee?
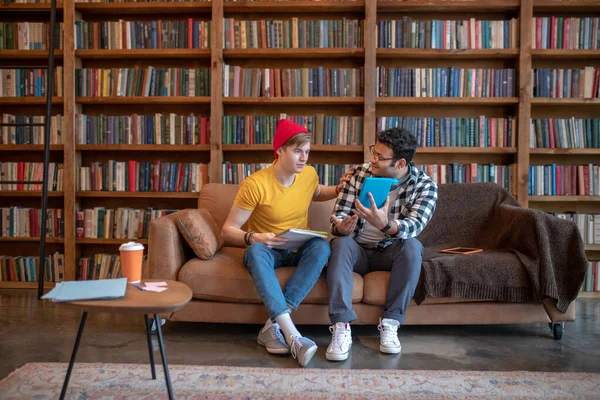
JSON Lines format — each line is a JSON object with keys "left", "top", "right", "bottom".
{"left": 403, "top": 238, "right": 423, "bottom": 256}
{"left": 305, "top": 237, "right": 331, "bottom": 258}
{"left": 331, "top": 235, "right": 356, "bottom": 253}
{"left": 243, "top": 242, "right": 271, "bottom": 266}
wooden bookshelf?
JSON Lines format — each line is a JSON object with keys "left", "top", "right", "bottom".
{"left": 0, "top": 145, "right": 63, "bottom": 151}
{"left": 586, "top": 244, "right": 600, "bottom": 252}
{"left": 76, "top": 49, "right": 211, "bottom": 60}
{"left": 0, "top": 237, "right": 63, "bottom": 244}
{"left": 0, "top": 50, "right": 64, "bottom": 60}
{"left": 76, "top": 192, "right": 199, "bottom": 199}
{"left": 0, "top": 282, "right": 55, "bottom": 290}
{"left": 77, "top": 145, "right": 210, "bottom": 151}
{"left": 1, "top": 0, "right": 599, "bottom": 287}
{"left": 377, "top": 49, "right": 519, "bottom": 59}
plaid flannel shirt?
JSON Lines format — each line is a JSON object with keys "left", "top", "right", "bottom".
{"left": 331, "top": 162, "right": 438, "bottom": 249}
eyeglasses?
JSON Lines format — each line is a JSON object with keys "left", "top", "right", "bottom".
{"left": 369, "top": 145, "right": 395, "bottom": 163}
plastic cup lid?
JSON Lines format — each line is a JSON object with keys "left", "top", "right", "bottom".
{"left": 119, "top": 241, "right": 145, "bottom": 251}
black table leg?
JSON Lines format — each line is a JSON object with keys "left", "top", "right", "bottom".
{"left": 154, "top": 313, "right": 174, "bottom": 400}
{"left": 60, "top": 311, "right": 88, "bottom": 400}
{"left": 144, "top": 314, "right": 156, "bottom": 379}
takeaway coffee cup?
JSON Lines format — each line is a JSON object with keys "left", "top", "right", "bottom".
{"left": 119, "top": 241, "right": 144, "bottom": 283}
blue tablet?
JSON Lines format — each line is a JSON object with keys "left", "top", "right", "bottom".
{"left": 358, "top": 177, "right": 399, "bottom": 208}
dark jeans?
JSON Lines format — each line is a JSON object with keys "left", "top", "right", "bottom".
{"left": 244, "top": 237, "right": 331, "bottom": 321}
{"left": 327, "top": 236, "right": 423, "bottom": 324}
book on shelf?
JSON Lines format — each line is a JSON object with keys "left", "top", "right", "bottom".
{"left": 533, "top": 17, "right": 600, "bottom": 50}
{"left": 0, "top": 22, "right": 64, "bottom": 50}
{"left": 76, "top": 114, "right": 209, "bottom": 145}
{"left": 0, "top": 162, "right": 63, "bottom": 191}
{"left": 582, "top": 261, "right": 599, "bottom": 292}
{"left": 223, "top": 18, "right": 363, "bottom": 49}
{"left": 0, "top": 252, "right": 63, "bottom": 283}
{"left": 553, "top": 213, "right": 600, "bottom": 245}
{"left": 378, "top": 116, "right": 516, "bottom": 148}
{"left": 377, "top": 67, "right": 516, "bottom": 97}
{"left": 223, "top": 114, "right": 362, "bottom": 145}
{"left": 1, "top": 207, "right": 64, "bottom": 238}
{"left": 75, "top": 67, "right": 210, "bottom": 97}
{"left": 0, "top": 67, "right": 64, "bottom": 97}
{"left": 75, "top": 19, "right": 211, "bottom": 50}
{"left": 528, "top": 164, "right": 600, "bottom": 196}
{"left": 377, "top": 18, "right": 518, "bottom": 49}
{"left": 416, "top": 163, "right": 515, "bottom": 193}
{"left": 77, "top": 207, "right": 178, "bottom": 239}
{"left": 1, "top": 114, "right": 63, "bottom": 145}
{"left": 77, "top": 161, "right": 208, "bottom": 192}
{"left": 532, "top": 67, "right": 599, "bottom": 99}
{"left": 530, "top": 118, "right": 600, "bottom": 149}
{"left": 223, "top": 64, "right": 364, "bottom": 97}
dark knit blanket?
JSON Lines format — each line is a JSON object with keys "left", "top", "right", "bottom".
{"left": 414, "top": 183, "right": 587, "bottom": 313}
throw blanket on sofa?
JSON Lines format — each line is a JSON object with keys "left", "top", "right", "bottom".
{"left": 414, "top": 183, "right": 587, "bottom": 313}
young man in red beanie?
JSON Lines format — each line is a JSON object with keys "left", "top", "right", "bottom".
{"left": 221, "top": 119, "right": 343, "bottom": 367}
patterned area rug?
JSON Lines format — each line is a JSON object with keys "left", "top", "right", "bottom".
{"left": 1, "top": 362, "right": 599, "bottom": 399}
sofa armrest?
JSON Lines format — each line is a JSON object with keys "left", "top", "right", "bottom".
{"left": 148, "top": 209, "right": 194, "bottom": 281}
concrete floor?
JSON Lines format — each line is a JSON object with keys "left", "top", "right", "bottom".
{"left": 1, "top": 290, "right": 599, "bottom": 380}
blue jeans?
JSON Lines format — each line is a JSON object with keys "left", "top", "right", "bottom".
{"left": 243, "top": 237, "right": 331, "bottom": 321}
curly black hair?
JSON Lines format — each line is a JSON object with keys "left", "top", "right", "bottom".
{"left": 376, "top": 127, "right": 418, "bottom": 164}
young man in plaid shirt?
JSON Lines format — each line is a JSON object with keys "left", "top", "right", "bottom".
{"left": 326, "top": 127, "right": 438, "bottom": 361}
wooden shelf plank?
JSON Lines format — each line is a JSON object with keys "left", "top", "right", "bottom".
{"left": 77, "top": 144, "right": 210, "bottom": 151}
{"left": 0, "top": 145, "right": 63, "bottom": 151}
{"left": 75, "top": 2, "right": 211, "bottom": 15}
{"left": 377, "top": 48, "right": 519, "bottom": 59}
{"left": 0, "top": 237, "right": 63, "bottom": 243}
{"left": 378, "top": 0, "right": 519, "bottom": 12}
{"left": 528, "top": 196, "right": 600, "bottom": 202}
{"left": 585, "top": 244, "right": 600, "bottom": 251}
{"left": 224, "top": 48, "right": 365, "bottom": 59}
{"left": 0, "top": 282, "right": 56, "bottom": 289}
{"left": 0, "top": 50, "right": 64, "bottom": 60}
{"left": 530, "top": 148, "right": 600, "bottom": 155}
{"left": 533, "top": 0, "right": 600, "bottom": 12}
{"left": 532, "top": 50, "right": 600, "bottom": 59}
{"left": 532, "top": 98, "right": 600, "bottom": 106}
{"left": 417, "top": 147, "right": 517, "bottom": 154}
{"left": 76, "top": 49, "right": 210, "bottom": 60}
{"left": 223, "top": 97, "right": 364, "bottom": 105}
{"left": 223, "top": 144, "right": 364, "bottom": 152}
{"left": 0, "top": 97, "right": 63, "bottom": 105}
{"left": 224, "top": 1, "right": 365, "bottom": 13}
{"left": 0, "top": 3, "right": 63, "bottom": 12}
{"left": 76, "top": 238, "right": 148, "bottom": 245}
{"left": 76, "top": 96, "right": 211, "bottom": 105}
{"left": 0, "top": 191, "right": 63, "bottom": 197}
{"left": 578, "top": 292, "right": 600, "bottom": 298}
{"left": 76, "top": 191, "right": 199, "bottom": 199}
{"left": 377, "top": 97, "right": 519, "bottom": 105}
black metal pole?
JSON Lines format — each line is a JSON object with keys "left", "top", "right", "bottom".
{"left": 145, "top": 314, "right": 157, "bottom": 379}
{"left": 38, "top": 0, "right": 58, "bottom": 300}
{"left": 60, "top": 312, "right": 87, "bottom": 400}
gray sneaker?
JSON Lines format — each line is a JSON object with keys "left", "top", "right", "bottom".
{"left": 290, "top": 335, "right": 318, "bottom": 367}
{"left": 257, "top": 324, "right": 290, "bottom": 354}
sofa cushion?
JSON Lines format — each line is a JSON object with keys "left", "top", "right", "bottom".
{"left": 178, "top": 246, "right": 363, "bottom": 304}
{"left": 176, "top": 209, "right": 224, "bottom": 260}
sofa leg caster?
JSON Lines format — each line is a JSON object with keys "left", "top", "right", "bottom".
{"left": 549, "top": 322, "right": 564, "bottom": 340}
{"left": 150, "top": 318, "right": 167, "bottom": 334}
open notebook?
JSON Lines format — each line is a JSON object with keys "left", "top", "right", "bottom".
{"left": 42, "top": 278, "right": 128, "bottom": 302}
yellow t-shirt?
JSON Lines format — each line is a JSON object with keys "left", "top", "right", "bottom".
{"left": 234, "top": 163, "right": 319, "bottom": 235}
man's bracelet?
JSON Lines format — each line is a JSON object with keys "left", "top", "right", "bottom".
{"left": 244, "top": 231, "right": 256, "bottom": 246}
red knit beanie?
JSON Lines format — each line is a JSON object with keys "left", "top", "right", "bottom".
{"left": 273, "top": 119, "right": 309, "bottom": 158}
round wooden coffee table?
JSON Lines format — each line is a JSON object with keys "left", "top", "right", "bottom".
{"left": 57, "top": 279, "right": 192, "bottom": 400}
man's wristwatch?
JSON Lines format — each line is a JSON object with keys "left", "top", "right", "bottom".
{"left": 380, "top": 220, "right": 393, "bottom": 234}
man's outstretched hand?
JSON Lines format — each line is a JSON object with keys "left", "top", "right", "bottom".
{"left": 331, "top": 214, "right": 359, "bottom": 236}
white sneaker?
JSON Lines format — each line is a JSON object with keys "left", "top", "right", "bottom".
{"left": 377, "top": 318, "right": 401, "bottom": 354}
{"left": 326, "top": 322, "right": 352, "bottom": 361}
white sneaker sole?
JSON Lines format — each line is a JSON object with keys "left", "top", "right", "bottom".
{"left": 380, "top": 344, "right": 402, "bottom": 354}
{"left": 257, "top": 340, "right": 290, "bottom": 355}
{"left": 326, "top": 349, "right": 349, "bottom": 361}
{"left": 298, "top": 344, "right": 318, "bottom": 367}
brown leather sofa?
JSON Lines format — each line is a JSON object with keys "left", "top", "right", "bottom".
{"left": 148, "top": 183, "right": 576, "bottom": 338}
